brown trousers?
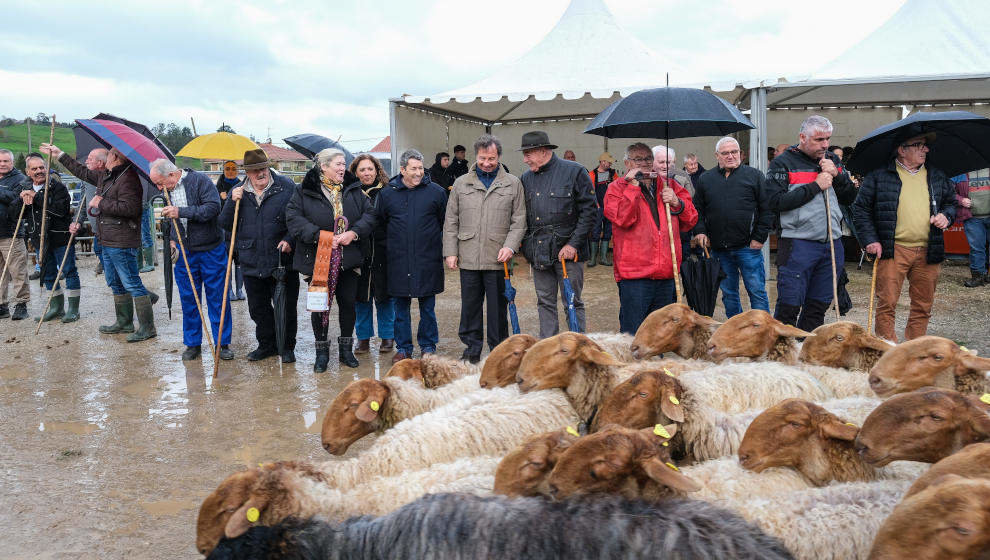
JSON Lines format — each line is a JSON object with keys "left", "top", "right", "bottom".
{"left": 0, "top": 237, "right": 30, "bottom": 305}
{"left": 875, "top": 244, "right": 941, "bottom": 342}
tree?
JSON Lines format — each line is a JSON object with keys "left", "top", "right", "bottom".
{"left": 217, "top": 123, "right": 235, "bottom": 133}
{"left": 152, "top": 122, "right": 195, "bottom": 154}
{"left": 35, "top": 112, "right": 50, "bottom": 124}
{"left": 15, "top": 153, "right": 26, "bottom": 173}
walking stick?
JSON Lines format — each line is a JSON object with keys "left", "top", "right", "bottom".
{"left": 35, "top": 191, "right": 86, "bottom": 334}
{"left": 664, "top": 200, "right": 684, "bottom": 304}
{"left": 213, "top": 197, "right": 240, "bottom": 379}
{"left": 161, "top": 187, "right": 214, "bottom": 350}
{"left": 822, "top": 188, "right": 841, "bottom": 323}
{"left": 867, "top": 256, "right": 879, "bottom": 334}
{"left": 36, "top": 116, "right": 57, "bottom": 286}
{"left": 0, "top": 204, "right": 26, "bottom": 286}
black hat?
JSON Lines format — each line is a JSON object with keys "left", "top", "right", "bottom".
{"left": 518, "top": 131, "right": 558, "bottom": 151}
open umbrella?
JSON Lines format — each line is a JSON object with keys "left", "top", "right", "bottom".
{"left": 176, "top": 132, "right": 260, "bottom": 161}
{"left": 503, "top": 262, "right": 520, "bottom": 335}
{"left": 847, "top": 111, "right": 990, "bottom": 177}
{"left": 680, "top": 248, "right": 724, "bottom": 317}
{"left": 151, "top": 194, "right": 173, "bottom": 319}
{"left": 273, "top": 252, "right": 288, "bottom": 356}
{"left": 284, "top": 133, "right": 354, "bottom": 164}
{"left": 560, "top": 257, "right": 581, "bottom": 332}
{"left": 75, "top": 119, "right": 171, "bottom": 181}
{"left": 74, "top": 113, "right": 175, "bottom": 200}
{"left": 584, "top": 87, "right": 754, "bottom": 140}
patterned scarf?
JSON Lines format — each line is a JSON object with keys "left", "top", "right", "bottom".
{"left": 320, "top": 173, "right": 344, "bottom": 228}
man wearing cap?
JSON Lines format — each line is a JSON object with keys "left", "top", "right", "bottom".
{"left": 588, "top": 152, "right": 617, "bottom": 267}
{"left": 519, "top": 131, "right": 597, "bottom": 337}
{"left": 219, "top": 149, "right": 299, "bottom": 363}
{"left": 149, "top": 158, "right": 233, "bottom": 361}
{"left": 851, "top": 129, "right": 956, "bottom": 341}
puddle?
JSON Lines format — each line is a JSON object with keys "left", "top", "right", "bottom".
{"left": 39, "top": 421, "right": 99, "bottom": 435}
{"left": 0, "top": 366, "right": 31, "bottom": 381}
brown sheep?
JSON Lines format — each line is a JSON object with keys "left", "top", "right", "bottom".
{"left": 905, "top": 443, "right": 990, "bottom": 498}
{"left": 798, "top": 321, "right": 891, "bottom": 371}
{"left": 590, "top": 369, "right": 686, "bottom": 432}
{"left": 493, "top": 428, "right": 579, "bottom": 497}
{"left": 867, "top": 336, "right": 990, "bottom": 397}
{"left": 707, "top": 309, "right": 811, "bottom": 364}
{"left": 386, "top": 353, "right": 477, "bottom": 388}
{"left": 479, "top": 334, "right": 537, "bottom": 389}
{"left": 545, "top": 424, "right": 700, "bottom": 501}
{"left": 868, "top": 475, "right": 990, "bottom": 560}
{"left": 854, "top": 387, "right": 990, "bottom": 466}
{"left": 629, "top": 303, "right": 721, "bottom": 360}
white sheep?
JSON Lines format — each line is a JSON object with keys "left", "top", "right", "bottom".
{"left": 794, "top": 363, "right": 874, "bottom": 398}
{"left": 386, "top": 354, "right": 480, "bottom": 387}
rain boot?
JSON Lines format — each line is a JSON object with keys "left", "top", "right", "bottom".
{"left": 100, "top": 294, "right": 135, "bottom": 334}
{"left": 41, "top": 294, "right": 64, "bottom": 322}
{"left": 135, "top": 247, "right": 144, "bottom": 271}
{"left": 126, "top": 294, "right": 157, "bottom": 342}
{"left": 354, "top": 339, "right": 370, "bottom": 354}
{"left": 232, "top": 265, "right": 245, "bottom": 301}
{"left": 0, "top": 304, "right": 8, "bottom": 319}
{"left": 964, "top": 270, "right": 986, "bottom": 287}
{"left": 138, "top": 247, "right": 155, "bottom": 273}
{"left": 95, "top": 259, "right": 103, "bottom": 275}
{"left": 61, "top": 295, "right": 80, "bottom": 323}
{"left": 314, "top": 341, "right": 330, "bottom": 373}
{"left": 601, "top": 241, "right": 613, "bottom": 266}
{"left": 587, "top": 241, "right": 598, "bottom": 268}
{"left": 339, "top": 336, "right": 359, "bottom": 368}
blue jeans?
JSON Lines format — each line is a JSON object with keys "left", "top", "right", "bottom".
{"left": 140, "top": 203, "right": 154, "bottom": 249}
{"left": 713, "top": 247, "right": 770, "bottom": 318}
{"left": 355, "top": 297, "right": 396, "bottom": 340}
{"left": 102, "top": 246, "right": 149, "bottom": 297}
{"left": 174, "top": 243, "right": 232, "bottom": 347}
{"left": 41, "top": 244, "right": 80, "bottom": 296}
{"left": 393, "top": 295, "right": 438, "bottom": 355}
{"left": 964, "top": 216, "right": 990, "bottom": 273}
{"left": 617, "top": 278, "right": 675, "bottom": 334}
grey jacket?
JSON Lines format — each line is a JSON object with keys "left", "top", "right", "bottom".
{"left": 520, "top": 154, "right": 598, "bottom": 269}
{"left": 443, "top": 164, "right": 527, "bottom": 271}
{"left": 767, "top": 147, "right": 857, "bottom": 242}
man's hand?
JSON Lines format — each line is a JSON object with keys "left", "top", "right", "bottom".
{"left": 819, "top": 158, "right": 838, "bottom": 177}
{"left": 277, "top": 240, "right": 292, "bottom": 253}
{"left": 749, "top": 240, "right": 763, "bottom": 250}
{"left": 69, "top": 223, "right": 80, "bottom": 235}
{"left": 220, "top": 191, "right": 228, "bottom": 200}
{"left": 39, "top": 143, "right": 63, "bottom": 158}
{"left": 169, "top": 241, "right": 178, "bottom": 264}
{"left": 661, "top": 185, "right": 680, "bottom": 208}
{"left": 815, "top": 172, "right": 833, "bottom": 191}
{"left": 930, "top": 213, "right": 949, "bottom": 230}
{"left": 693, "top": 234, "right": 710, "bottom": 248}
{"left": 865, "top": 242, "right": 882, "bottom": 258}
{"left": 230, "top": 186, "right": 243, "bottom": 201}
{"left": 20, "top": 190, "right": 35, "bottom": 205}
{"left": 335, "top": 230, "right": 357, "bottom": 246}
{"left": 161, "top": 206, "right": 180, "bottom": 219}
{"left": 497, "top": 247, "right": 514, "bottom": 263}
{"left": 88, "top": 195, "right": 102, "bottom": 209}
{"left": 558, "top": 244, "right": 577, "bottom": 261}
{"left": 624, "top": 168, "right": 640, "bottom": 181}
{"left": 445, "top": 256, "right": 458, "bottom": 270}
{"left": 961, "top": 197, "right": 972, "bottom": 209}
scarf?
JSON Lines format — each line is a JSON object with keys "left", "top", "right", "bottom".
{"left": 320, "top": 173, "right": 345, "bottom": 230}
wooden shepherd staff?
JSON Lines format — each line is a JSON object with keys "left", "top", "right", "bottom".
{"left": 664, "top": 200, "right": 684, "bottom": 304}
{"left": 822, "top": 188, "right": 841, "bottom": 323}
{"left": 160, "top": 186, "right": 214, "bottom": 350}
{"left": 35, "top": 192, "right": 87, "bottom": 334}
{"left": 35, "top": 116, "right": 57, "bottom": 285}
{"left": 212, "top": 196, "right": 241, "bottom": 379}
{"left": 867, "top": 256, "right": 879, "bottom": 334}
{"left": 0, "top": 205, "right": 27, "bottom": 286}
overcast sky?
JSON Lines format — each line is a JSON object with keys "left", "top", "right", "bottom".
{"left": 1, "top": 0, "right": 905, "bottom": 151}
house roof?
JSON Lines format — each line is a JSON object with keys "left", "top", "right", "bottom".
{"left": 368, "top": 136, "right": 390, "bottom": 153}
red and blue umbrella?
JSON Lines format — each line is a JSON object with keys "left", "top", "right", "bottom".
{"left": 75, "top": 118, "right": 170, "bottom": 180}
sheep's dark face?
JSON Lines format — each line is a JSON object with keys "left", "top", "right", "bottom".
{"left": 592, "top": 370, "right": 685, "bottom": 432}
{"left": 868, "top": 336, "right": 990, "bottom": 397}
{"left": 855, "top": 388, "right": 990, "bottom": 466}
{"left": 708, "top": 310, "right": 809, "bottom": 362}
{"left": 480, "top": 334, "right": 537, "bottom": 389}
{"left": 515, "top": 333, "right": 620, "bottom": 393}
{"left": 386, "top": 359, "right": 424, "bottom": 384}
{"left": 905, "top": 443, "right": 990, "bottom": 498}
{"left": 799, "top": 321, "right": 889, "bottom": 368}
{"left": 494, "top": 429, "right": 577, "bottom": 497}
{"left": 738, "top": 399, "right": 858, "bottom": 473}
{"left": 196, "top": 469, "right": 259, "bottom": 556}
{"left": 321, "top": 379, "right": 390, "bottom": 455}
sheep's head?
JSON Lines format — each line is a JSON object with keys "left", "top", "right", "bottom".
{"left": 737, "top": 399, "right": 858, "bottom": 480}
{"left": 905, "top": 443, "right": 990, "bottom": 498}
{"left": 592, "top": 368, "right": 686, "bottom": 432}
{"left": 320, "top": 378, "right": 391, "bottom": 455}
{"left": 480, "top": 334, "right": 537, "bottom": 388}
{"left": 515, "top": 332, "right": 621, "bottom": 393}
{"left": 386, "top": 359, "right": 424, "bottom": 384}
{"left": 870, "top": 475, "right": 990, "bottom": 560}
{"left": 707, "top": 309, "right": 810, "bottom": 362}
{"left": 799, "top": 321, "right": 891, "bottom": 369}
{"left": 196, "top": 468, "right": 259, "bottom": 555}
{"left": 493, "top": 428, "right": 579, "bottom": 497}
{"left": 630, "top": 303, "right": 720, "bottom": 360}
{"left": 546, "top": 424, "right": 699, "bottom": 500}
{"left": 854, "top": 387, "right": 990, "bottom": 466}
{"left": 868, "top": 336, "right": 990, "bottom": 397}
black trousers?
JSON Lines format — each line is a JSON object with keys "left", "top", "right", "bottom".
{"left": 311, "top": 268, "right": 359, "bottom": 342}
{"left": 458, "top": 269, "right": 508, "bottom": 353}
{"left": 244, "top": 272, "right": 300, "bottom": 352}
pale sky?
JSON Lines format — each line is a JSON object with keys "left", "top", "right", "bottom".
{"left": 0, "top": 0, "right": 905, "bottom": 151}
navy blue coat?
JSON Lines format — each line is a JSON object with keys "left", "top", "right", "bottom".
{"left": 0, "top": 169, "right": 26, "bottom": 238}
{"left": 161, "top": 169, "right": 224, "bottom": 253}
{"left": 218, "top": 171, "right": 297, "bottom": 278}
{"left": 376, "top": 174, "right": 447, "bottom": 298}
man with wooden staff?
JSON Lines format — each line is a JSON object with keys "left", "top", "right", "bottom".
{"left": 0, "top": 148, "right": 30, "bottom": 320}
{"left": 766, "top": 115, "right": 856, "bottom": 331}
{"left": 149, "top": 159, "right": 233, "bottom": 361}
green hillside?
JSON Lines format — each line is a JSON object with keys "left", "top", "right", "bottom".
{"left": 0, "top": 123, "right": 76, "bottom": 156}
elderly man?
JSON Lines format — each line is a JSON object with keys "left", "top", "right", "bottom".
{"left": 149, "top": 159, "right": 233, "bottom": 361}
{"left": 683, "top": 153, "right": 706, "bottom": 186}
{"left": 588, "top": 152, "right": 617, "bottom": 267}
{"left": 654, "top": 144, "right": 696, "bottom": 256}
{"left": 766, "top": 115, "right": 857, "bottom": 331}
{"left": 443, "top": 134, "right": 526, "bottom": 363}
{"left": 76, "top": 148, "right": 108, "bottom": 276}
{"left": 0, "top": 148, "right": 29, "bottom": 320}
{"left": 852, "top": 129, "right": 956, "bottom": 342}
{"left": 692, "top": 137, "right": 772, "bottom": 318}
{"left": 605, "top": 142, "right": 698, "bottom": 334}
{"left": 219, "top": 149, "right": 299, "bottom": 363}
{"left": 519, "top": 131, "right": 597, "bottom": 337}
{"left": 42, "top": 143, "right": 156, "bottom": 339}
{"left": 377, "top": 149, "right": 448, "bottom": 363}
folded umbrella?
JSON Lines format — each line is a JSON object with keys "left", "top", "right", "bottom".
{"left": 75, "top": 119, "right": 171, "bottom": 181}
{"left": 680, "top": 247, "right": 724, "bottom": 317}
{"left": 151, "top": 194, "right": 173, "bottom": 319}
{"left": 176, "top": 132, "right": 260, "bottom": 161}
{"left": 273, "top": 252, "right": 288, "bottom": 356}
{"left": 560, "top": 257, "right": 581, "bottom": 333}
{"left": 503, "top": 262, "right": 520, "bottom": 335}
{"left": 284, "top": 133, "right": 354, "bottom": 165}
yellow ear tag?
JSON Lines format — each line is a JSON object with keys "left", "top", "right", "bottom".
{"left": 665, "top": 462, "right": 679, "bottom": 471}
{"left": 246, "top": 507, "right": 260, "bottom": 523}
{"left": 369, "top": 401, "right": 380, "bottom": 412}
{"left": 566, "top": 426, "right": 580, "bottom": 437}
{"left": 653, "top": 424, "right": 672, "bottom": 439}
{"left": 669, "top": 395, "right": 680, "bottom": 405}
{"left": 961, "top": 346, "right": 970, "bottom": 352}
{"left": 980, "top": 394, "right": 990, "bottom": 406}
{"left": 845, "top": 423, "right": 857, "bottom": 428}
{"left": 663, "top": 367, "right": 675, "bottom": 377}
{"left": 258, "top": 463, "right": 264, "bottom": 469}
{"left": 662, "top": 442, "right": 669, "bottom": 447}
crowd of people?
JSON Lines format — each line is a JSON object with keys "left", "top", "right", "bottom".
{"left": 0, "top": 113, "right": 973, "bottom": 371}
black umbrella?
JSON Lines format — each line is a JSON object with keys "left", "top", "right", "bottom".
{"left": 847, "top": 111, "right": 990, "bottom": 177}
{"left": 680, "top": 249, "right": 724, "bottom": 317}
{"left": 283, "top": 133, "right": 355, "bottom": 164}
{"left": 151, "top": 195, "right": 173, "bottom": 319}
{"left": 584, "top": 87, "right": 755, "bottom": 139}
{"left": 273, "top": 252, "right": 288, "bottom": 356}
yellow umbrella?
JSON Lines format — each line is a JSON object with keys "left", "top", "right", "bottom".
{"left": 176, "top": 132, "right": 260, "bottom": 161}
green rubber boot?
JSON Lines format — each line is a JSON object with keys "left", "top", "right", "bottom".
{"left": 61, "top": 296, "right": 80, "bottom": 323}
{"left": 139, "top": 247, "right": 155, "bottom": 273}
{"left": 100, "top": 294, "right": 135, "bottom": 334}
{"left": 601, "top": 242, "right": 613, "bottom": 266}
{"left": 587, "top": 241, "right": 599, "bottom": 268}
{"left": 41, "top": 294, "right": 65, "bottom": 322}
{"left": 126, "top": 295, "right": 157, "bottom": 342}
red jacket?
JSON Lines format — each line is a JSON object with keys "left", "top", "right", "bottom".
{"left": 603, "top": 176, "right": 698, "bottom": 282}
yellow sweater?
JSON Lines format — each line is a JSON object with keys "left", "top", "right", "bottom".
{"left": 895, "top": 165, "right": 930, "bottom": 247}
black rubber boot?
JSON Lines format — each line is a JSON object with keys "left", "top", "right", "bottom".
{"left": 314, "top": 341, "right": 330, "bottom": 373}
{"left": 338, "top": 337, "right": 359, "bottom": 368}
{"left": 774, "top": 303, "right": 802, "bottom": 327}
{"left": 796, "top": 299, "right": 831, "bottom": 333}
{"left": 964, "top": 269, "right": 986, "bottom": 287}
{"left": 0, "top": 304, "right": 8, "bottom": 319}
{"left": 587, "top": 241, "right": 599, "bottom": 268}
{"left": 231, "top": 265, "right": 246, "bottom": 300}
{"left": 126, "top": 295, "right": 157, "bottom": 342}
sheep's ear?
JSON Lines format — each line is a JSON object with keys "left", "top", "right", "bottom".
{"left": 659, "top": 389, "right": 685, "bottom": 423}
{"left": 355, "top": 396, "right": 382, "bottom": 423}
{"left": 579, "top": 340, "right": 622, "bottom": 366}
{"left": 640, "top": 458, "right": 701, "bottom": 493}
{"left": 966, "top": 401, "right": 990, "bottom": 437}
{"left": 955, "top": 352, "right": 990, "bottom": 375}
{"left": 772, "top": 322, "right": 812, "bottom": 339}
{"left": 819, "top": 417, "right": 859, "bottom": 441}
{"left": 857, "top": 333, "right": 893, "bottom": 352}
{"left": 692, "top": 314, "right": 721, "bottom": 330}
{"left": 225, "top": 497, "right": 266, "bottom": 539}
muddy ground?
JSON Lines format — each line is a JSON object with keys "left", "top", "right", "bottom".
{"left": 2, "top": 253, "right": 988, "bottom": 558}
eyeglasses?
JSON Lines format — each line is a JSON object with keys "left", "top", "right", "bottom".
{"left": 718, "top": 150, "right": 741, "bottom": 157}
{"left": 629, "top": 156, "right": 654, "bottom": 164}
{"left": 901, "top": 142, "right": 929, "bottom": 150}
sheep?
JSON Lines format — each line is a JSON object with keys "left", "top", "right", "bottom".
{"left": 737, "top": 398, "right": 926, "bottom": 485}
{"left": 386, "top": 353, "right": 478, "bottom": 387}
{"left": 320, "top": 372, "right": 485, "bottom": 455}
{"left": 707, "top": 309, "right": 812, "bottom": 364}
{"left": 793, "top": 363, "right": 875, "bottom": 399}
{"left": 196, "top": 456, "right": 500, "bottom": 556}
{"left": 586, "top": 331, "right": 639, "bottom": 363}
{"left": 630, "top": 302, "right": 721, "bottom": 360}
{"left": 590, "top": 367, "right": 686, "bottom": 433}
{"left": 493, "top": 428, "right": 579, "bottom": 497}
{"left": 208, "top": 493, "right": 796, "bottom": 560}
{"left": 869, "top": 475, "right": 990, "bottom": 560}
{"left": 478, "top": 333, "right": 537, "bottom": 388}
{"left": 867, "top": 336, "right": 990, "bottom": 397}
{"left": 905, "top": 442, "right": 990, "bottom": 498}
{"left": 798, "top": 321, "right": 892, "bottom": 371}
{"left": 675, "top": 361, "right": 834, "bottom": 414}
{"left": 855, "top": 387, "right": 990, "bottom": 466}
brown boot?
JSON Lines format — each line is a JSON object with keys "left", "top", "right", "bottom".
{"left": 380, "top": 338, "right": 395, "bottom": 352}
{"left": 391, "top": 351, "right": 410, "bottom": 365}
{"left": 354, "top": 338, "right": 371, "bottom": 354}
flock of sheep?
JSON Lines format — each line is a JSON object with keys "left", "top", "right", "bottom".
{"left": 196, "top": 303, "right": 990, "bottom": 559}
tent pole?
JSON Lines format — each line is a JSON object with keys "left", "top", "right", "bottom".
{"left": 748, "top": 87, "right": 771, "bottom": 283}
{"left": 388, "top": 100, "right": 399, "bottom": 172}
